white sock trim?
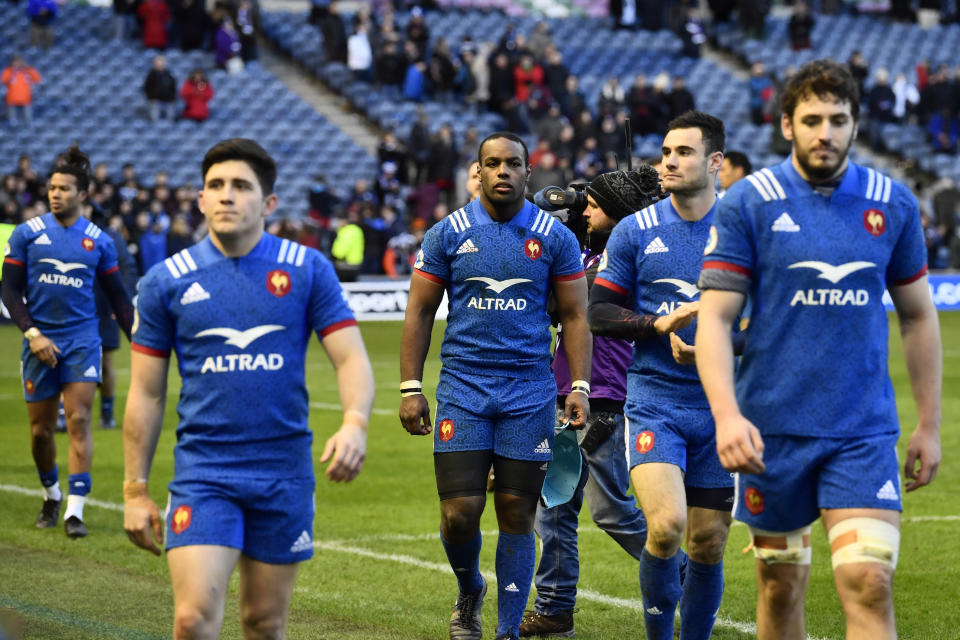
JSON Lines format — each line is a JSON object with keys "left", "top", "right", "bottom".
{"left": 64, "top": 494, "right": 86, "bottom": 521}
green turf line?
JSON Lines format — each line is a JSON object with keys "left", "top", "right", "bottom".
{"left": 0, "top": 596, "right": 167, "bottom": 640}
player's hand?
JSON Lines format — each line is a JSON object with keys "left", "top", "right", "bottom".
{"left": 123, "top": 482, "right": 164, "bottom": 556}
{"left": 321, "top": 422, "right": 367, "bottom": 482}
{"left": 715, "top": 414, "right": 765, "bottom": 474}
{"left": 29, "top": 334, "right": 61, "bottom": 368}
{"left": 563, "top": 392, "right": 590, "bottom": 430}
{"left": 654, "top": 301, "right": 699, "bottom": 335}
{"left": 669, "top": 332, "right": 696, "bottom": 365}
{"left": 399, "top": 394, "right": 432, "bottom": 436}
{"left": 903, "top": 425, "right": 940, "bottom": 491}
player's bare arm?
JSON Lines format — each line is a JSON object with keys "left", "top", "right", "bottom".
{"left": 669, "top": 332, "right": 697, "bottom": 365}
{"left": 554, "top": 276, "right": 592, "bottom": 428}
{"left": 399, "top": 272, "right": 445, "bottom": 435}
{"left": 319, "top": 325, "right": 375, "bottom": 483}
{"left": 695, "top": 289, "right": 765, "bottom": 474}
{"left": 122, "top": 350, "right": 170, "bottom": 556}
{"left": 889, "top": 276, "right": 942, "bottom": 491}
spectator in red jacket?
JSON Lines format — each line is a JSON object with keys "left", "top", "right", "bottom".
{"left": 2, "top": 55, "right": 42, "bottom": 126}
{"left": 180, "top": 69, "right": 213, "bottom": 121}
{"left": 138, "top": 0, "right": 170, "bottom": 49}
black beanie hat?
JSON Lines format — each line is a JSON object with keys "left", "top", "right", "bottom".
{"left": 586, "top": 164, "right": 661, "bottom": 221}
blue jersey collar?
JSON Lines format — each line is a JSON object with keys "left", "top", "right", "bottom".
{"left": 780, "top": 155, "right": 860, "bottom": 196}
{"left": 469, "top": 198, "right": 535, "bottom": 227}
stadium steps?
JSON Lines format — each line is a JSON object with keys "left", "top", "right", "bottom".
{"left": 258, "top": 39, "right": 380, "bottom": 156}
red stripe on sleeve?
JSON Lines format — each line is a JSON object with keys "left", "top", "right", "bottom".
{"left": 320, "top": 318, "right": 358, "bottom": 337}
{"left": 891, "top": 264, "right": 928, "bottom": 287}
{"left": 552, "top": 270, "right": 585, "bottom": 282}
{"left": 702, "top": 260, "right": 753, "bottom": 277}
{"left": 414, "top": 269, "right": 446, "bottom": 285}
{"left": 131, "top": 343, "right": 171, "bottom": 358}
{"left": 3, "top": 258, "right": 24, "bottom": 266}
{"left": 595, "top": 277, "right": 629, "bottom": 296}
{"left": 102, "top": 265, "right": 119, "bottom": 276}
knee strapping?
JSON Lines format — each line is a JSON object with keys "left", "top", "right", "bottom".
{"left": 749, "top": 526, "right": 812, "bottom": 565}
{"left": 827, "top": 517, "right": 899, "bottom": 570}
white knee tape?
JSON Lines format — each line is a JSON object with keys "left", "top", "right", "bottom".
{"left": 827, "top": 517, "right": 899, "bottom": 570}
{"left": 749, "top": 526, "right": 813, "bottom": 565}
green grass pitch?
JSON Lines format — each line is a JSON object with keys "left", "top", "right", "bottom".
{"left": 0, "top": 314, "right": 958, "bottom": 639}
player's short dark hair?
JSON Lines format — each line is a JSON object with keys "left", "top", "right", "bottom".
{"left": 202, "top": 138, "right": 277, "bottom": 194}
{"left": 50, "top": 144, "right": 92, "bottom": 193}
{"left": 780, "top": 59, "right": 860, "bottom": 120}
{"left": 666, "top": 111, "right": 725, "bottom": 156}
{"left": 478, "top": 131, "right": 530, "bottom": 166}
{"left": 724, "top": 150, "right": 752, "bottom": 174}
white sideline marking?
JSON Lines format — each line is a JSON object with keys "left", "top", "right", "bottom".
{"left": 24, "top": 483, "right": 947, "bottom": 638}
{"left": 309, "top": 402, "right": 395, "bottom": 416}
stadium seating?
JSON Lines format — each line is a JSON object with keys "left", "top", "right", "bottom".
{"left": 715, "top": 13, "right": 960, "bottom": 181}
{"left": 0, "top": 2, "right": 378, "bottom": 214}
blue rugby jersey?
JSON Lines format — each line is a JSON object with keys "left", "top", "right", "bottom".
{"left": 595, "top": 197, "right": 717, "bottom": 408}
{"left": 700, "top": 158, "right": 927, "bottom": 438}
{"left": 132, "top": 234, "right": 356, "bottom": 480}
{"left": 4, "top": 213, "right": 119, "bottom": 341}
{"left": 414, "top": 198, "right": 584, "bottom": 380}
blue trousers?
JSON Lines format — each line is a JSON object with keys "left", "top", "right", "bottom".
{"left": 533, "top": 412, "right": 647, "bottom": 613}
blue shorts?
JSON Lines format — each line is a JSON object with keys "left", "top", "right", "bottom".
{"left": 21, "top": 336, "right": 102, "bottom": 402}
{"left": 734, "top": 433, "right": 902, "bottom": 531}
{"left": 435, "top": 368, "right": 556, "bottom": 461}
{"left": 624, "top": 401, "right": 733, "bottom": 490}
{"left": 165, "top": 476, "right": 315, "bottom": 564}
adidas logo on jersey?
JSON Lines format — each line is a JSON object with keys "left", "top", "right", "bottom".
{"left": 180, "top": 282, "right": 211, "bottom": 305}
{"left": 289, "top": 530, "right": 312, "bottom": 553}
{"left": 644, "top": 237, "right": 669, "bottom": 254}
{"left": 534, "top": 439, "right": 551, "bottom": 454}
{"left": 772, "top": 212, "right": 800, "bottom": 232}
{"left": 456, "top": 239, "right": 479, "bottom": 254}
{"left": 34, "top": 233, "right": 51, "bottom": 245}
{"left": 876, "top": 480, "right": 899, "bottom": 501}
{"left": 504, "top": 583, "right": 520, "bottom": 593}
{"left": 82, "top": 366, "right": 98, "bottom": 378}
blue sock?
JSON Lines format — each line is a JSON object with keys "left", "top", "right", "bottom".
{"left": 679, "top": 559, "right": 724, "bottom": 640}
{"left": 639, "top": 548, "right": 682, "bottom": 640}
{"left": 67, "top": 472, "right": 91, "bottom": 497}
{"left": 440, "top": 530, "right": 484, "bottom": 595}
{"left": 495, "top": 531, "right": 535, "bottom": 638}
{"left": 101, "top": 396, "right": 114, "bottom": 421}
{"left": 678, "top": 547, "right": 689, "bottom": 586}
{"left": 39, "top": 464, "right": 59, "bottom": 488}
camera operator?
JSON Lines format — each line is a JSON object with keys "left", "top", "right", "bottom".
{"left": 520, "top": 166, "right": 666, "bottom": 638}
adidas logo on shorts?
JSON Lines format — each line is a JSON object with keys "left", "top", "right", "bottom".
{"left": 456, "top": 239, "right": 479, "bottom": 254}
{"left": 82, "top": 366, "right": 98, "bottom": 378}
{"left": 534, "top": 439, "right": 551, "bottom": 454}
{"left": 504, "top": 582, "right": 520, "bottom": 592}
{"left": 876, "top": 480, "right": 899, "bottom": 501}
{"left": 289, "top": 530, "right": 312, "bottom": 553}
{"left": 180, "top": 282, "right": 211, "bottom": 305}
{"left": 646, "top": 606, "right": 663, "bottom": 615}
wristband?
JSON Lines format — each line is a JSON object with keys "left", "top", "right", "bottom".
{"left": 400, "top": 379, "right": 423, "bottom": 397}
{"left": 123, "top": 480, "right": 149, "bottom": 500}
{"left": 24, "top": 327, "right": 41, "bottom": 341}
{"left": 570, "top": 379, "right": 591, "bottom": 396}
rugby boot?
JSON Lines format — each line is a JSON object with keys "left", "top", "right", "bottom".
{"left": 64, "top": 516, "right": 88, "bottom": 539}
{"left": 519, "top": 610, "right": 575, "bottom": 638}
{"left": 449, "top": 578, "right": 486, "bottom": 640}
{"left": 35, "top": 498, "right": 61, "bottom": 528}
